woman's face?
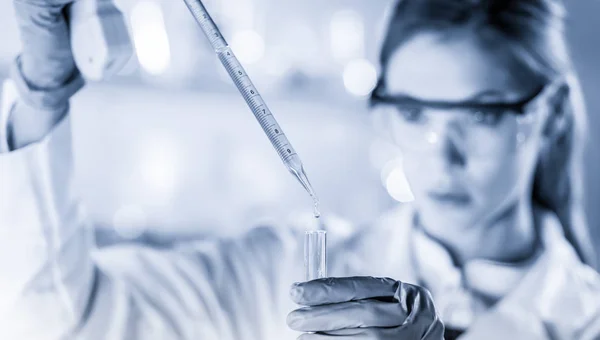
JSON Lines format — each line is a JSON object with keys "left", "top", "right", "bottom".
{"left": 382, "top": 31, "right": 546, "bottom": 232}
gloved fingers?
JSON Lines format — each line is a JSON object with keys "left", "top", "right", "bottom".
{"left": 13, "top": 0, "right": 77, "bottom": 89}
{"left": 394, "top": 282, "right": 444, "bottom": 339}
{"left": 421, "top": 316, "right": 445, "bottom": 339}
{"left": 290, "top": 276, "right": 398, "bottom": 306}
{"left": 395, "top": 282, "right": 437, "bottom": 324}
{"left": 296, "top": 324, "right": 441, "bottom": 340}
{"left": 296, "top": 329, "right": 363, "bottom": 340}
{"left": 287, "top": 299, "right": 407, "bottom": 332}
{"left": 289, "top": 280, "right": 444, "bottom": 339}
{"left": 296, "top": 332, "right": 332, "bottom": 340}
{"left": 16, "top": 0, "right": 77, "bottom": 6}
{"left": 296, "top": 328, "right": 376, "bottom": 340}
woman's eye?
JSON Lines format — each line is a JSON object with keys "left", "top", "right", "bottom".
{"left": 469, "top": 109, "right": 503, "bottom": 126}
{"left": 396, "top": 106, "right": 424, "bottom": 123}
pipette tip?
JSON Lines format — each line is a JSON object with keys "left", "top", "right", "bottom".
{"left": 290, "top": 165, "right": 321, "bottom": 218}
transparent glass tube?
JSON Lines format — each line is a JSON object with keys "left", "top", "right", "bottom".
{"left": 304, "top": 230, "right": 327, "bottom": 281}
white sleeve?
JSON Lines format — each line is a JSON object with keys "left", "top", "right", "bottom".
{"left": 87, "top": 226, "right": 302, "bottom": 340}
{"left": 0, "top": 109, "right": 303, "bottom": 340}
{"left": 579, "top": 308, "right": 600, "bottom": 340}
{"left": 0, "top": 112, "right": 96, "bottom": 338}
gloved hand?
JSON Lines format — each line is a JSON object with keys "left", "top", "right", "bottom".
{"left": 287, "top": 276, "right": 445, "bottom": 339}
{"left": 14, "top": 0, "right": 80, "bottom": 90}
{"left": 8, "top": 0, "right": 85, "bottom": 149}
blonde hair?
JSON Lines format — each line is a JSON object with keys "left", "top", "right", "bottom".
{"left": 377, "top": 0, "right": 596, "bottom": 266}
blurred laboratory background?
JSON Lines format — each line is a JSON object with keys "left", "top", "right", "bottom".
{"left": 0, "top": 0, "right": 599, "bottom": 263}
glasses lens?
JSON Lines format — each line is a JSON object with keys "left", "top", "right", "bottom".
{"left": 373, "top": 104, "right": 536, "bottom": 157}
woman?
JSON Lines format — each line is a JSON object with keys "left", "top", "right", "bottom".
{"left": 1, "top": 0, "right": 599, "bottom": 339}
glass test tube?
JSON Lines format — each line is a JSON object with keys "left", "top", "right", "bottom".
{"left": 304, "top": 230, "right": 327, "bottom": 281}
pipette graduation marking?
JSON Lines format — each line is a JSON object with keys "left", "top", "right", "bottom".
{"left": 182, "top": 0, "right": 320, "bottom": 216}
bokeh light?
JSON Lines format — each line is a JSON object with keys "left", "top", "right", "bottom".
{"left": 138, "top": 135, "right": 181, "bottom": 202}
{"left": 231, "top": 30, "right": 265, "bottom": 65}
{"left": 130, "top": 0, "right": 171, "bottom": 75}
{"left": 380, "top": 158, "right": 402, "bottom": 187}
{"left": 384, "top": 163, "right": 414, "bottom": 203}
{"left": 343, "top": 59, "right": 377, "bottom": 97}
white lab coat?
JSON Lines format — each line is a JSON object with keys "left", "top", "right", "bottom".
{"left": 2, "top": 98, "right": 600, "bottom": 340}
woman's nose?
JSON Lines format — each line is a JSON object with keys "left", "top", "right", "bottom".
{"left": 427, "top": 122, "right": 467, "bottom": 167}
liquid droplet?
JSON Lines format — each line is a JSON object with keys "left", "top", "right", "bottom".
{"left": 312, "top": 197, "right": 321, "bottom": 219}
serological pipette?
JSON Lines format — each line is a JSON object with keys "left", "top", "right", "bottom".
{"left": 182, "top": 0, "right": 320, "bottom": 217}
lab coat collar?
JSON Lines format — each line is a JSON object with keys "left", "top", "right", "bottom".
{"left": 411, "top": 210, "right": 542, "bottom": 328}
{"left": 452, "top": 208, "right": 599, "bottom": 339}
{"left": 384, "top": 203, "right": 600, "bottom": 339}
{"left": 466, "top": 208, "right": 600, "bottom": 339}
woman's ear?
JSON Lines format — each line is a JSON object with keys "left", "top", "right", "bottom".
{"left": 541, "top": 84, "right": 571, "bottom": 143}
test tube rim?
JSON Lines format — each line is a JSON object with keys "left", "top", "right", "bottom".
{"left": 305, "top": 230, "right": 327, "bottom": 235}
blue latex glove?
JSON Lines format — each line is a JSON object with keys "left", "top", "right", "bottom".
{"left": 7, "top": 0, "right": 84, "bottom": 149}
{"left": 14, "top": 0, "right": 81, "bottom": 90}
{"left": 287, "top": 277, "right": 444, "bottom": 339}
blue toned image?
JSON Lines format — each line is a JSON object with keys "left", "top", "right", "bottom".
{"left": 0, "top": 0, "right": 599, "bottom": 339}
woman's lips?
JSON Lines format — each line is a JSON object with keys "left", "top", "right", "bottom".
{"left": 427, "top": 191, "right": 472, "bottom": 205}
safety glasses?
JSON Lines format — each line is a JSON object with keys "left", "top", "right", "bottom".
{"left": 369, "top": 81, "right": 555, "bottom": 158}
